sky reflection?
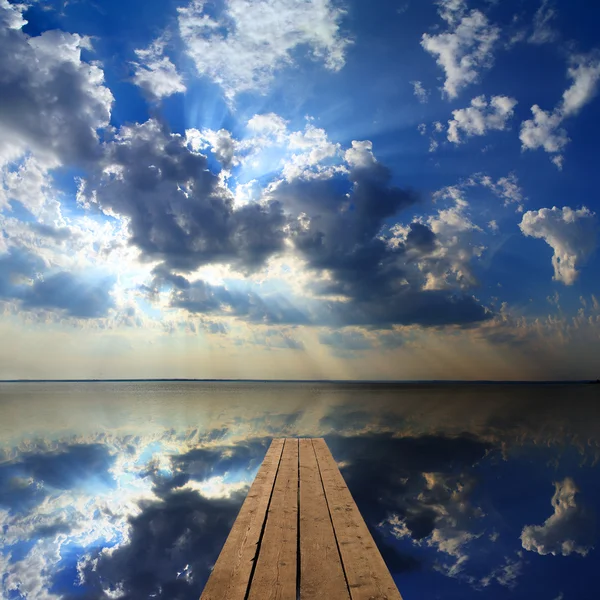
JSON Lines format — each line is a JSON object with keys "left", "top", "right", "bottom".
{"left": 1, "top": 382, "right": 599, "bottom": 599}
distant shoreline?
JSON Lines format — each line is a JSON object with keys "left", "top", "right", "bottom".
{"left": 0, "top": 379, "right": 597, "bottom": 384}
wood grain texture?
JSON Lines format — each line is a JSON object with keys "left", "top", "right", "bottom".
{"left": 247, "top": 438, "right": 299, "bottom": 600}
{"left": 299, "top": 439, "right": 350, "bottom": 600}
{"left": 312, "top": 438, "right": 403, "bottom": 600}
{"left": 199, "top": 438, "right": 284, "bottom": 600}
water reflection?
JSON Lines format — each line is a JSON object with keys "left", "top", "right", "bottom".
{"left": 1, "top": 382, "right": 599, "bottom": 599}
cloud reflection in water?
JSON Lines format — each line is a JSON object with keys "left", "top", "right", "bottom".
{"left": 0, "top": 382, "right": 599, "bottom": 599}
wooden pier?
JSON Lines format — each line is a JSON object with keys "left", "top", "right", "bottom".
{"left": 200, "top": 438, "right": 403, "bottom": 600}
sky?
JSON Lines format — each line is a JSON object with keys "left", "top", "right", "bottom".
{"left": 0, "top": 381, "right": 598, "bottom": 599}
{"left": 0, "top": 0, "right": 599, "bottom": 380}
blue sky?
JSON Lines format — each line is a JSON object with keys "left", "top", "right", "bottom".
{"left": 0, "top": 0, "right": 599, "bottom": 380}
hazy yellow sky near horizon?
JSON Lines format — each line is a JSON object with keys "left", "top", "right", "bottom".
{"left": 1, "top": 315, "right": 598, "bottom": 381}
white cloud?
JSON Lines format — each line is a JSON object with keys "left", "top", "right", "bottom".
{"left": 344, "top": 139, "right": 377, "bottom": 169}
{"left": 529, "top": 0, "right": 558, "bottom": 45}
{"left": 412, "top": 184, "right": 484, "bottom": 290}
{"left": 477, "top": 172, "right": 525, "bottom": 210}
{"left": 0, "top": 156, "right": 54, "bottom": 215}
{"left": 132, "top": 38, "right": 186, "bottom": 101}
{"left": 519, "top": 206, "right": 597, "bottom": 285}
{"left": 0, "top": 0, "right": 26, "bottom": 29}
{"left": 387, "top": 471, "right": 484, "bottom": 579}
{"left": 187, "top": 114, "right": 345, "bottom": 181}
{"left": 551, "top": 154, "right": 564, "bottom": 171}
{"left": 0, "top": 1, "right": 113, "bottom": 168}
{"left": 186, "top": 127, "right": 239, "bottom": 169}
{"left": 519, "top": 105, "right": 569, "bottom": 155}
{"left": 418, "top": 123, "right": 427, "bottom": 136}
{"left": 0, "top": 443, "right": 162, "bottom": 599}
{"left": 3, "top": 540, "right": 62, "bottom": 600}
{"left": 177, "top": 0, "right": 350, "bottom": 99}
{"left": 480, "top": 554, "right": 523, "bottom": 589}
{"left": 562, "top": 53, "right": 600, "bottom": 117}
{"left": 282, "top": 124, "right": 341, "bottom": 180}
{"left": 391, "top": 172, "right": 524, "bottom": 290}
{"left": 427, "top": 120, "right": 445, "bottom": 152}
{"left": 246, "top": 113, "right": 289, "bottom": 140}
{"left": 177, "top": 475, "right": 249, "bottom": 499}
{"left": 232, "top": 179, "right": 263, "bottom": 208}
{"left": 520, "top": 53, "right": 600, "bottom": 166}
{"left": 411, "top": 80, "right": 429, "bottom": 103}
{"left": 421, "top": 3, "right": 499, "bottom": 99}
{"left": 448, "top": 95, "right": 517, "bottom": 143}
{"left": 0, "top": 434, "right": 260, "bottom": 599}
{"left": 521, "top": 477, "right": 595, "bottom": 556}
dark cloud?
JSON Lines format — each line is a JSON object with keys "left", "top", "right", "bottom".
{"left": 32, "top": 518, "right": 73, "bottom": 538}
{"left": 75, "top": 489, "right": 243, "bottom": 600}
{"left": 14, "top": 443, "right": 115, "bottom": 490}
{"left": 405, "top": 222, "right": 437, "bottom": 253}
{"left": 140, "top": 438, "right": 272, "bottom": 498}
{"left": 268, "top": 166, "right": 490, "bottom": 328}
{"left": 325, "top": 433, "right": 492, "bottom": 542}
{"left": 0, "top": 443, "right": 115, "bottom": 512}
{"left": 80, "top": 120, "right": 287, "bottom": 274}
{"left": 0, "top": 3, "right": 112, "bottom": 165}
{"left": 0, "top": 0, "right": 489, "bottom": 331}
{"left": 21, "top": 271, "right": 115, "bottom": 318}
{"left": 159, "top": 269, "right": 488, "bottom": 330}
{"left": 321, "top": 289, "right": 490, "bottom": 327}
{"left": 74, "top": 116, "right": 489, "bottom": 329}
{"left": 171, "top": 443, "right": 263, "bottom": 485}
{"left": 0, "top": 248, "right": 114, "bottom": 318}
{"left": 167, "top": 277, "right": 310, "bottom": 325}
{"left": 71, "top": 439, "right": 276, "bottom": 600}
{"left": 0, "top": 247, "right": 45, "bottom": 297}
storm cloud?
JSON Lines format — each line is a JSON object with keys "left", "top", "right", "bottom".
{"left": 80, "top": 119, "right": 287, "bottom": 274}
{"left": 141, "top": 146, "right": 492, "bottom": 329}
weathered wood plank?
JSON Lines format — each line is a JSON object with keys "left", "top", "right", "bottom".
{"left": 299, "top": 438, "right": 350, "bottom": 600}
{"left": 200, "top": 438, "right": 285, "bottom": 600}
{"left": 247, "top": 438, "right": 299, "bottom": 600}
{"left": 312, "top": 438, "right": 403, "bottom": 600}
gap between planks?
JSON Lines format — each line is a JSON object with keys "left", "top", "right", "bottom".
{"left": 200, "top": 438, "right": 403, "bottom": 600}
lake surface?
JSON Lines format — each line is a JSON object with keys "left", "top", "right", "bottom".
{"left": 1, "top": 382, "right": 599, "bottom": 599}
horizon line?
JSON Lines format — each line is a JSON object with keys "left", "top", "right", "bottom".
{"left": 0, "top": 378, "right": 597, "bottom": 384}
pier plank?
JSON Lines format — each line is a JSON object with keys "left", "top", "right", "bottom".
{"left": 199, "top": 438, "right": 284, "bottom": 600}
{"left": 312, "top": 438, "right": 402, "bottom": 600}
{"left": 247, "top": 438, "right": 299, "bottom": 600}
{"left": 299, "top": 438, "right": 350, "bottom": 600}
{"left": 200, "top": 438, "right": 402, "bottom": 600}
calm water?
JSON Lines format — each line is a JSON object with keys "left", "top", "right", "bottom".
{"left": 1, "top": 382, "right": 599, "bottom": 599}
